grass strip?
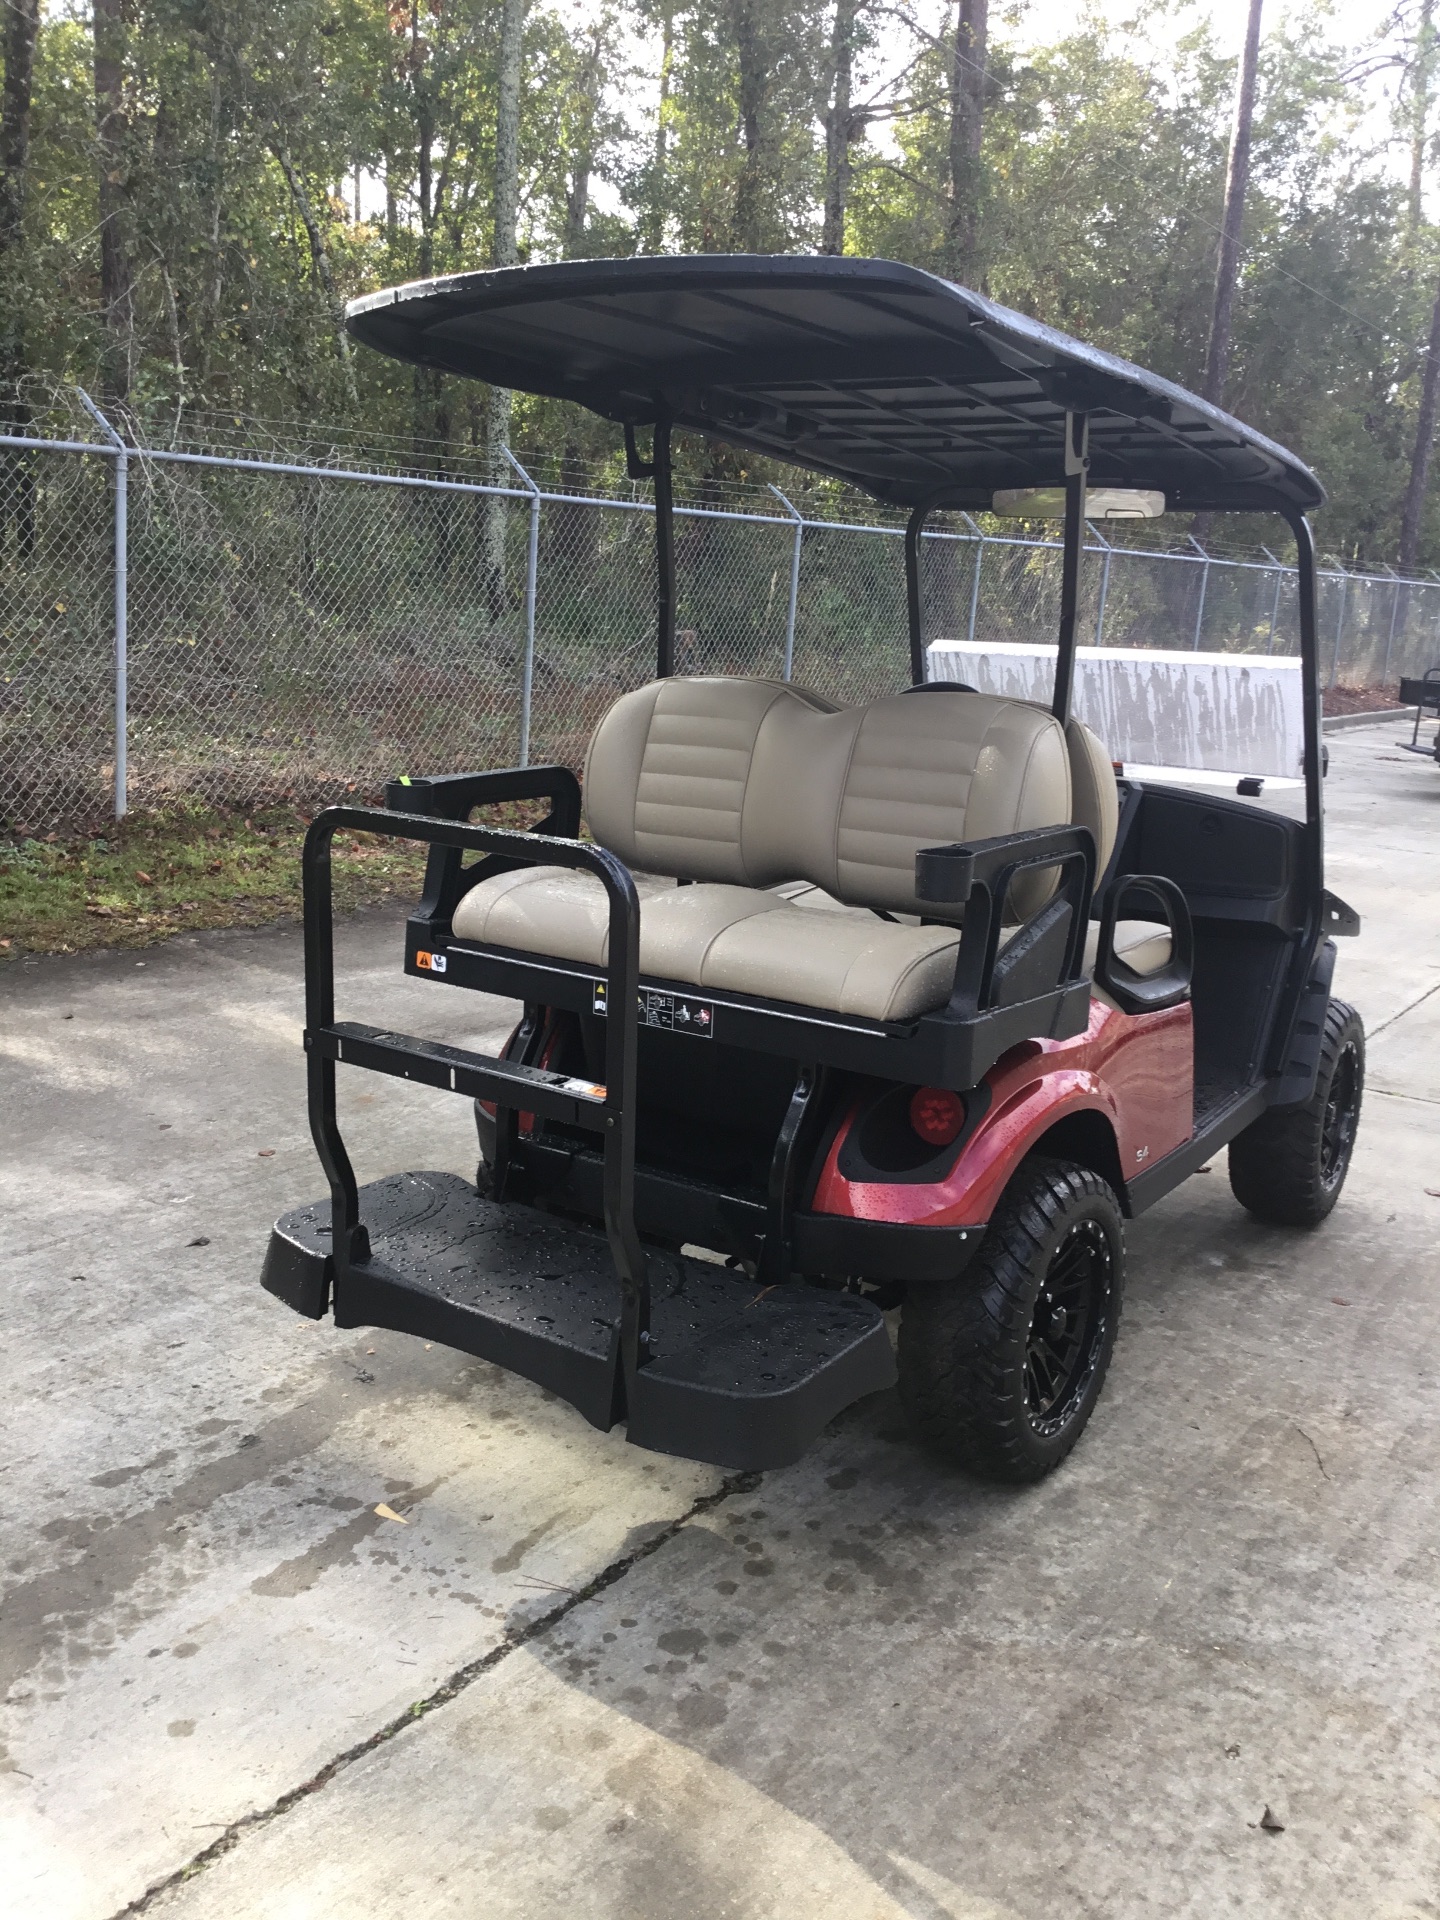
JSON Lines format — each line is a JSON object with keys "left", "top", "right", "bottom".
{"left": 0, "top": 800, "right": 450, "bottom": 959}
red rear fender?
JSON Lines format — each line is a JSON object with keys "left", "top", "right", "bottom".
{"left": 809, "top": 998, "right": 1193, "bottom": 1230}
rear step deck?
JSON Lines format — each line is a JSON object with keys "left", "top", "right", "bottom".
{"left": 263, "top": 1170, "right": 896, "bottom": 1471}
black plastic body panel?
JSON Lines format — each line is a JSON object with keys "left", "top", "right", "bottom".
{"left": 1105, "top": 781, "right": 1332, "bottom": 1129}
{"left": 511, "top": 1135, "right": 981, "bottom": 1282}
{"left": 403, "top": 917, "right": 1093, "bottom": 1093}
{"left": 1118, "top": 783, "right": 1308, "bottom": 927}
{"left": 792, "top": 1211, "right": 982, "bottom": 1282}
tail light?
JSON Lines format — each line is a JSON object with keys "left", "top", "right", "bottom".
{"left": 909, "top": 1086, "right": 965, "bottom": 1148}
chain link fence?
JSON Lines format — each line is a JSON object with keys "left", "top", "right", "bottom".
{"left": 4, "top": 398, "right": 1440, "bottom": 834}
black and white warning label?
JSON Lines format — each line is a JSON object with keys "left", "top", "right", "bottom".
{"left": 592, "top": 981, "right": 715, "bottom": 1036}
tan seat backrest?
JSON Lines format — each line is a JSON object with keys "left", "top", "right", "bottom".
{"left": 583, "top": 676, "right": 841, "bottom": 883}
{"left": 1064, "top": 718, "right": 1120, "bottom": 876}
{"left": 585, "top": 677, "right": 1073, "bottom": 917}
{"left": 743, "top": 686, "right": 1072, "bottom": 915}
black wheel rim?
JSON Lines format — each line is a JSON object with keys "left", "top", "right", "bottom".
{"left": 1320, "top": 1042, "right": 1361, "bottom": 1191}
{"left": 1024, "top": 1218, "right": 1114, "bottom": 1439}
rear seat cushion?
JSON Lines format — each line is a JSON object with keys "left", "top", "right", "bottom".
{"left": 700, "top": 906, "right": 960, "bottom": 1021}
{"left": 452, "top": 872, "right": 960, "bottom": 1023}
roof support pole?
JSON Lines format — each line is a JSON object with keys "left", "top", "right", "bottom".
{"left": 904, "top": 503, "right": 928, "bottom": 685}
{"left": 653, "top": 415, "right": 676, "bottom": 678}
{"left": 1280, "top": 508, "right": 1324, "bottom": 871}
{"left": 627, "top": 414, "right": 676, "bottom": 678}
{"left": 1051, "top": 411, "right": 1088, "bottom": 724}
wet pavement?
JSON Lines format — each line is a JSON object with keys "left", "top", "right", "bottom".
{"left": 2, "top": 723, "right": 1437, "bottom": 1919}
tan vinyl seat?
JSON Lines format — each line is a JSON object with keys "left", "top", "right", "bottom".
{"left": 452, "top": 675, "right": 1074, "bottom": 1023}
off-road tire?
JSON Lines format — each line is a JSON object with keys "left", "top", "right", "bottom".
{"left": 1228, "top": 999, "right": 1365, "bottom": 1228}
{"left": 898, "top": 1157, "right": 1125, "bottom": 1483}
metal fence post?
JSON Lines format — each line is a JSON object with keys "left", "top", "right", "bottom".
{"left": 1089, "top": 520, "right": 1113, "bottom": 646}
{"left": 1328, "top": 568, "right": 1349, "bottom": 689}
{"left": 1381, "top": 569, "right": 1402, "bottom": 687}
{"left": 1187, "top": 534, "right": 1210, "bottom": 650}
{"left": 77, "top": 389, "right": 128, "bottom": 818}
{"left": 1259, "top": 546, "right": 1283, "bottom": 654}
{"left": 961, "top": 512, "right": 984, "bottom": 645}
{"left": 768, "top": 485, "right": 803, "bottom": 680}
{"left": 504, "top": 449, "right": 541, "bottom": 768}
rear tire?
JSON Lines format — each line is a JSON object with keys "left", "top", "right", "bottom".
{"left": 1228, "top": 999, "right": 1365, "bottom": 1228}
{"left": 898, "top": 1157, "right": 1124, "bottom": 1483}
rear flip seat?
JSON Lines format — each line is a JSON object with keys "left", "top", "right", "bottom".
{"left": 454, "top": 677, "right": 1068, "bottom": 1021}
{"left": 451, "top": 676, "right": 1165, "bottom": 1023}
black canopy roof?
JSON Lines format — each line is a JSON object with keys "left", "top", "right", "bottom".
{"left": 346, "top": 255, "right": 1322, "bottom": 516}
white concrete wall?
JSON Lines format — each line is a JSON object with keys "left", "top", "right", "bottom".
{"left": 927, "top": 638, "right": 1307, "bottom": 778}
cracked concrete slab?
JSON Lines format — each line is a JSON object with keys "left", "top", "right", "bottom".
{"left": 0, "top": 909, "right": 716, "bottom": 1918}
{"left": 3, "top": 730, "right": 1439, "bottom": 1920}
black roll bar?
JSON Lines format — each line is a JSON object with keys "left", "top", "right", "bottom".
{"left": 1051, "top": 411, "right": 1089, "bottom": 726}
{"left": 627, "top": 415, "right": 677, "bottom": 678}
{"left": 904, "top": 504, "right": 928, "bottom": 686}
{"left": 1278, "top": 507, "right": 1325, "bottom": 858}
{"left": 301, "top": 805, "right": 652, "bottom": 1407}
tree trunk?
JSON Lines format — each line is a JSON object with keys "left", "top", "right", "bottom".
{"left": 563, "top": 25, "right": 604, "bottom": 256}
{"left": 93, "top": 0, "right": 134, "bottom": 405}
{"left": 822, "top": 0, "right": 858, "bottom": 255}
{"left": 945, "top": 0, "right": 988, "bottom": 283}
{"left": 1411, "top": 0, "right": 1436, "bottom": 234}
{"left": 272, "top": 142, "right": 360, "bottom": 411}
{"left": 482, "top": 0, "right": 527, "bottom": 621}
{"left": 731, "top": 0, "right": 771, "bottom": 252}
{"left": 640, "top": 4, "right": 675, "bottom": 255}
{"left": 1400, "top": 275, "right": 1440, "bottom": 574}
{"left": 492, "top": 0, "right": 525, "bottom": 272}
{"left": 196, "top": 65, "right": 225, "bottom": 395}
{"left": 0, "top": 0, "right": 39, "bottom": 548}
{"left": 0, "top": 0, "right": 39, "bottom": 327}
{"left": 1202, "top": 0, "right": 1263, "bottom": 408}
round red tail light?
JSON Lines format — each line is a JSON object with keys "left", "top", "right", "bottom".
{"left": 908, "top": 1086, "right": 965, "bottom": 1148}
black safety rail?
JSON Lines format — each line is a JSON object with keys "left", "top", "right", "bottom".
{"left": 1399, "top": 667, "right": 1440, "bottom": 759}
{"left": 300, "top": 805, "right": 652, "bottom": 1405}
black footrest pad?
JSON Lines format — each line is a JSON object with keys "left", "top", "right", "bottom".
{"left": 264, "top": 1170, "right": 896, "bottom": 1469}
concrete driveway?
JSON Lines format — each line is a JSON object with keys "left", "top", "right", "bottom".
{"left": 2, "top": 726, "right": 1438, "bottom": 1920}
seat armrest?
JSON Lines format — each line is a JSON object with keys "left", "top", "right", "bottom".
{"left": 384, "top": 766, "right": 583, "bottom": 929}
{"left": 915, "top": 825, "right": 1094, "bottom": 910}
{"left": 384, "top": 765, "right": 581, "bottom": 836}
{"left": 1094, "top": 874, "right": 1193, "bottom": 1014}
{"left": 916, "top": 825, "right": 1096, "bottom": 1021}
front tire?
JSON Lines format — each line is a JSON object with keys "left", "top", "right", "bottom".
{"left": 898, "top": 1158, "right": 1125, "bottom": 1483}
{"left": 1228, "top": 999, "right": 1365, "bottom": 1227}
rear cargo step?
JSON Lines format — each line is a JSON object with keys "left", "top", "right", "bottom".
{"left": 264, "top": 1169, "right": 896, "bottom": 1471}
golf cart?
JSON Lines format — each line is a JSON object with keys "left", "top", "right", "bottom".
{"left": 262, "top": 256, "right": 1364, "bottom": 1481}
{"left": 1398, "top": 666, "right": 1440, "bottom": 764}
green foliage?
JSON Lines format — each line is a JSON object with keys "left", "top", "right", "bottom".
{"left": 0, "top": 800, "right": 428, "bottom": 957}
{"left": 2, "top": 3, "right": 1440, "bottom": 561}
